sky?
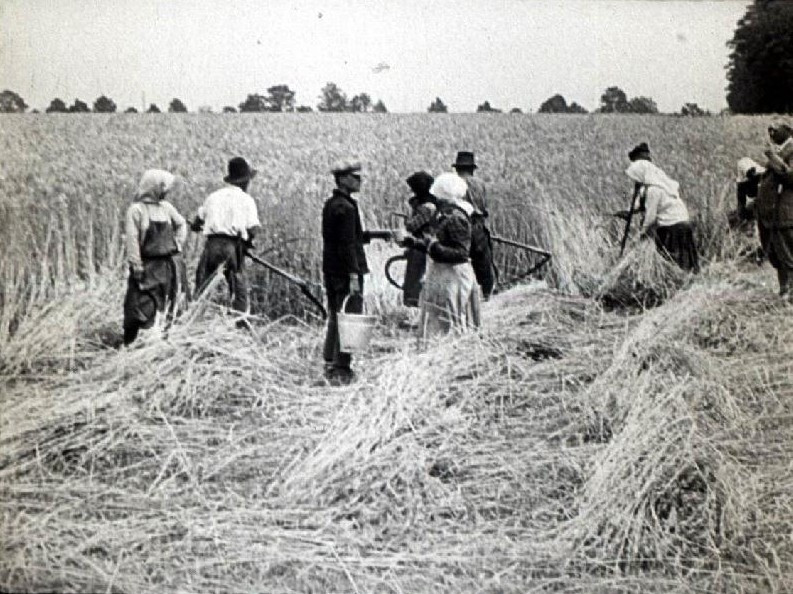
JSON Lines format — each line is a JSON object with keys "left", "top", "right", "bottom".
{"left": 0, "top": 0, "right": 751, "bottom": 113}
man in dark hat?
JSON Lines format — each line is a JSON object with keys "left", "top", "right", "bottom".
{"left": 453, "top": 150, "right": 495, "bottom": 299}
{"left": 192, "top": 157, "right": 261, "bottom": 313}
{"left": 321, "top": 160, "right": 372, "bottom": 383}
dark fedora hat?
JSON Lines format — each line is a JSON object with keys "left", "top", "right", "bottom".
{"left": 452, "top": 151, "right": 477, "bottom": 169}
{"left": 224, "top": 157, "right": 258, "bottom": 184}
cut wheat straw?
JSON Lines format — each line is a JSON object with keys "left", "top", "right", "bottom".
{"left": 1, "top": 261, "right": 791, "bottom": 592}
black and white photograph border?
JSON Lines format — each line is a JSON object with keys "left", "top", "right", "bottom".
{"left": 1, "top": 1, "right": 791, "bottom": 592}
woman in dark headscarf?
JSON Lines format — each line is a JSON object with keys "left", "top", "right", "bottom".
{"left": 401, "top": 171, "right": 436, "bottom": 307}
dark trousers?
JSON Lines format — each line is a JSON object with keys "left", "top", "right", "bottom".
{"left": 403, "top": 248, "right": 427, "bottom": 307}
{"left": 654, "top": 223, "right": 700, "bottom": 273}
{"left": 323, "top": 273, "right": 364, "bottom": 371}
{"left": 470, "top": 217, "right": 495, "bottom": 298}
{"left": 123, "top": 256, "right": 187, "bottom": 345}
{"left": 758, "top": 223, "right": 793, "bottom": 295}
{"left": 195, "top": 236, "right": 249, "bottom": 312}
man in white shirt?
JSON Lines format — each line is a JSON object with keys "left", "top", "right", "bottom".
{"left": 192, "top": 157, "right": 261, "bottom": 312}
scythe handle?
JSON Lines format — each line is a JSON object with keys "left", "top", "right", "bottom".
{"left": 245, "top": 251, "right": 327, "bottom": 319}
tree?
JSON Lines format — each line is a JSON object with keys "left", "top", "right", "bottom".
{"left": 45, "top": 98, "right": 69, "bottom": 113}
{"left": 168, "top": 98, "right": 188, "bottom": 113}
{"left": 349, "top": 93, "right": 372, "bottom": 113}
{"left": 265, "top": 84, "right": 296, "bottom": 112}
{"left": 317, "top": 82, "right": 348, "bottom": 112}
{"left": 296, "top": 105, "right": 313, "bottom": 113}
{"left": 599, "top": 86, "right": 629, "bottom": 113}
{"left": 510, "top": 107, "right": 523, "bottom": 114}
{"left": 428, "top": 97, "right": 448, "bottom": 113}
{"left": 372, "top": 99, "right": 388, "bottom": 113}
{"left": 69, "top": 99, "right": 90, "bottom": 113}
{"left": 222, "top": 106, "right": 237, "bottom": 113}
{"left": 680, "top": 102, "right": 708, "bottom": 117}
{"left": 238, "top": 93, "right": 267, "bottom": 112}
{"left": 125, "top": 107, "right": 138, "bottom": 113}
{"left": 93, "top": 95, "right": 117, "bottom": 113}
{"left": 476, "top": 100, "right": 501, "bottom": 113}
{"left": 727, "top": 0, "right": 793, "bottom": 113}
{"left": 626, "top": 96, "right": 659, "bottom": 114}
{"left": 538, "top": 94, "right": 569, "bottom": 113}
{"left": 0, "top": 89, "right": 28, "bottom": 113}
{"left": 538, "top": 94, "right": 588, "bottom": 114}
{"left": 146, "top": 103, "right": 161, "bottom": 113}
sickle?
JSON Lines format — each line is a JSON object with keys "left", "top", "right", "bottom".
{"left": 385, "top": 253, "right": 408, "bottom": 290}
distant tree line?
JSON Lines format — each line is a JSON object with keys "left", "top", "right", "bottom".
{"left": 9, "top": 1, "right": 793, "bottom": 120}
{"left": 0, "top": 82, "right": 391, "bottom": 115}
{"left": 537, "top": 94, "right": 588, "bottom": 114}
{"left": 426, "top": 87, "right": 709, "bottom": 116}
{"left": 1, "top": 84, "right": 711, "bottom": 116}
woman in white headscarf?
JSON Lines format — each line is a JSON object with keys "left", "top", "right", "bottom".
{"left": 123, "top": 169, "right": 189, "bottom": 345}
{"left": 735, "top": 157, "right": 765, "bottom": 223}
{"left": 400, "top": 172, "right": 481, "bottom": 339}
{"left": 625, "top": 154, "right": 699, "bottom": 272}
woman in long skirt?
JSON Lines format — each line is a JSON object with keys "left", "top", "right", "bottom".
{"left": 625, "top": 151, "right": 699, "bottom": 272}
{"left": 401, "top": 172, "right": 481, "bottom": 340}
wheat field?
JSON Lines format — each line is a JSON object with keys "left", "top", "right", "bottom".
{"left": 1, "top": 113, "right": 791, "bottom": 593}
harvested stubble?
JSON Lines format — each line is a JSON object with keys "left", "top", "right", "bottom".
{"left": 2, "top": 262, "right": 792, "bottom": 592}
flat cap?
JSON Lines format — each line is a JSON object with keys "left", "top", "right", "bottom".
{"left": 331, "top": 160, "right": 362, "bottom": 176}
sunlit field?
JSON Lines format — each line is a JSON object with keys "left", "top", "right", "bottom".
{"left": 0, "top": 112, "right": 765, "bottom": 315}
{"left": 1, "top": 113, "right": 791, "bottom": 593}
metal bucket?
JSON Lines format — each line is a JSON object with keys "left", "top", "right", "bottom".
{"left": 337, "top": 296, "right": 377, "bottom": 353}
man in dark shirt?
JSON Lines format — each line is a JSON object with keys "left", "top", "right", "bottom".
{"left": 453, "top": 151, "right": 496, "bottom": 299}
{"left": 322, "top": 161, "right": 368, "bottom": 383}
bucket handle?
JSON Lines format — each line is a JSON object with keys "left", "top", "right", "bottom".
{"left": 340, "top": 294, "right": 367, "bottom": 315}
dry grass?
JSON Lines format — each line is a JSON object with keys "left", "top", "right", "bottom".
{"left": 1, "top": 257, "right": 791, "bottom": 592}
{"left": 2, "top": 114, "right": 792, "bottom": 592}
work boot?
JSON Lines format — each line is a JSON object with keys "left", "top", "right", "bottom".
{"left": 235, "top": 317, "right": 253, "bottom": 331}
{"left": 777, "top": 267, "right": 792, "bottom": 298}
{"left": 325, "top": 365, "right": 355, "bottom": 386}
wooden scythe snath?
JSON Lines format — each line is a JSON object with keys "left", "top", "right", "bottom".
{"left": 245, "top": 251, "right": 327, "bottom": 319}
{"left": 619, "top": 186, "right": 643, "bottom": 258}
